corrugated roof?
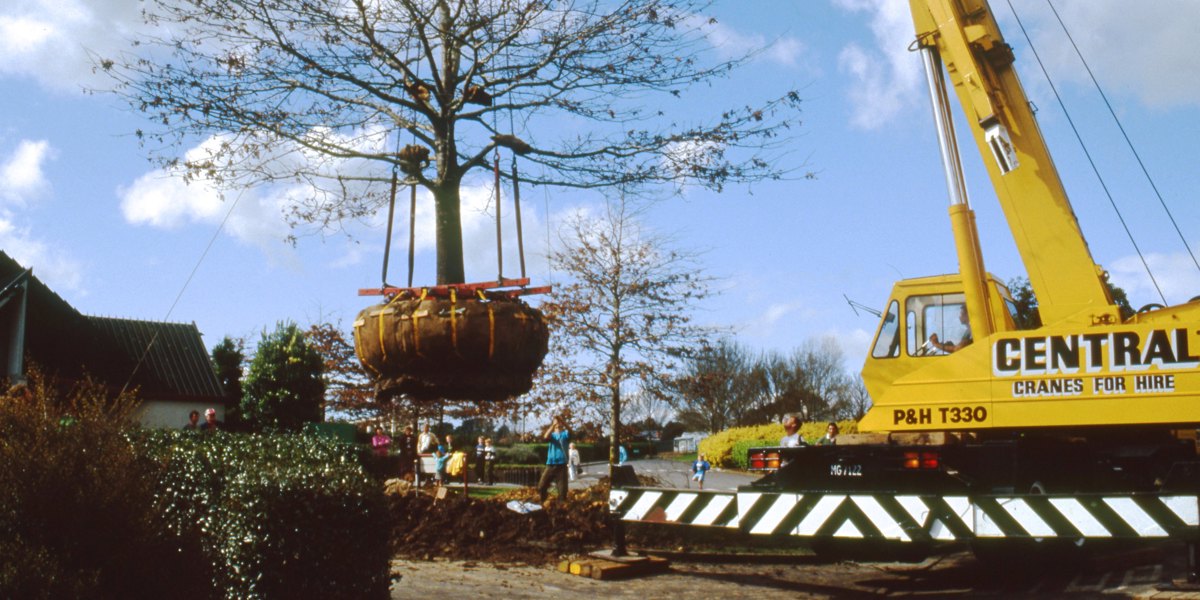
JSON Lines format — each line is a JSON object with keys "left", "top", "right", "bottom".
{"left": 89, "top": 316, "right": 225, "bottom": 401}
{"left": 1, "top": 250, "right": 224, "bottom": 403}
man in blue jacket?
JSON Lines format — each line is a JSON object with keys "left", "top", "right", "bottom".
{"left": 537, "top": 415, "right": 570, "bottom": 503}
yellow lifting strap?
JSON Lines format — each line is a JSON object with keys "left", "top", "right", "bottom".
{"left": 411, "top": 288, "right": 428, "bottom": 357}
{"left": 449, "top": 287, "right": 459, "bottom": 353}
{"left": 477, "top": 289, "right": 495, "bottom": 360}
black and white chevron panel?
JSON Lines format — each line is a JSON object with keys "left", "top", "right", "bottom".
{"left": 609, "top": 489, "right": 1200, "bottom": 541}
{"left": 608, "top": 489, "right": 740, "bottom": 528}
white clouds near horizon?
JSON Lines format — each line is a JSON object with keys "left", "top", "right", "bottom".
{"left": 0, "top": 139, "right": 55, "bottom": 205}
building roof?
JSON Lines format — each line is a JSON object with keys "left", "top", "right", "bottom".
{"left": 90, "top": 316, "right": 225, "bottom": 402}
{"left": 0, "top": 251, "right": 224, "bottom": 403}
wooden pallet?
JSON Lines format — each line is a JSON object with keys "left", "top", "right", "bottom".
{"left": 557, "top": 555, "right": 670, "bottom": 580}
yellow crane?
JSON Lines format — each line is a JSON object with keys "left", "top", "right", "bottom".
{"left": 609, "top": 0, "right": 1200, "bottom": 565}
{"left": 860, "top": 0, "right": 1200, "bottom": 434}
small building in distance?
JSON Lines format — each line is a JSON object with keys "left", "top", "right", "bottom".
{"left": 0, "top": 251, "right": 225, "bottom": 428}
{"left": 673, "top": 431, "right": 709, "bottom": 454}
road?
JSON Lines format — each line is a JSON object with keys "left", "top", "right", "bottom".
{"left": 571, "top": 458, "right": 760, "bottom": 491}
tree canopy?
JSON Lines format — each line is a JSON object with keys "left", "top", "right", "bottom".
{"left": 100, "top": 0, "right": 804, "bottom": 283}
{"left": 242, "top": 321, "right": 326, "bottom": 431}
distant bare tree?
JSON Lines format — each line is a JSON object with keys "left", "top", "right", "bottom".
{"left": 840, "top": 376, "right": 872, "bottom": 421}
{"left": 534, "top": 197, "right": 715, "bottom": 466}
{"left": 100, "top": 0, "right": 804, "bottom": 283}
{"left": 670, "top": 338, "right": 758, "bottom": 432}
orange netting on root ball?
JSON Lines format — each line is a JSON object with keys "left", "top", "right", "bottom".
{"left": 353, "top": 294, "right": 549, "bottom": 401}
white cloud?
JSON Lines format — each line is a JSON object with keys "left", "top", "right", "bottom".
{"left": 119, "top": 166, "right": 300, "bottom": 267}
{"left": 1013, "top": 0, "right": 1200, "bottom": 109}
{"left": 832, "top": 0, "right": 924, "bottom": 130}
{"left": 0, "top": 0, "right": 147, "bottom": 91}
{"left": 0, "top": 217, "right": 85, "bottom": 293}
{"left": 685, "top": 14, "right": 807, "bottom": 68}
{"left": 0, "top": 139, "right": 55, "bottom": 205}
{"left": 1108, "top": 251, "right": 1200, "bottom": 308}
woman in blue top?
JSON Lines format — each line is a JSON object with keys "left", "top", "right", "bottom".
{"left": 537, "top": 415, "right": 570, "bottom": 503}
{"left": 691, "top": 454, "right": 711, "bottom": 490}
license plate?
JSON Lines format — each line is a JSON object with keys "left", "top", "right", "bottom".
{"left": 829, "top": 463, "right": 863, "bottom": 477}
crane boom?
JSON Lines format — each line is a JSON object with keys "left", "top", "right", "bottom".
{"left": 911, "top": 0, "right": 1118, "bottom": 325}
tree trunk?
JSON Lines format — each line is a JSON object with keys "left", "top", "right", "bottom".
{"left": 609, "top": 375, "right": 622, "bottom": 478}
{"left": 431, "top": 182, "right": 465, "bottom": 285}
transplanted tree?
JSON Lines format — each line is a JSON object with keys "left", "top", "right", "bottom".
{"left": 99, "top": 0, "right": 803, "bottom": 284}
{"left": 534, "top": 198, "right": 714, "bottom": 467}
{"left": 242, "top": 322, "right": 326, "bottom": 431}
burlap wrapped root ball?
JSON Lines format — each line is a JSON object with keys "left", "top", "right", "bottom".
{"left": 354, "top": 296, "right": 549, "bottom": 401}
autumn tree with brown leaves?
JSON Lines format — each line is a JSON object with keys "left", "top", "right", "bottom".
{"left": 99, "top": 0, "right": 803, "bottom": 285}
{"left": 305, "top": 322, "right": 375, "bottom": 419}
{"left": 534, "top": 198, "right": 714, "bottom": 467}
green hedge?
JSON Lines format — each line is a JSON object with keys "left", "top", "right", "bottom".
{"left": 698, "top": 420, "right": 860, "bottom": 468}
{"left": 730, "top": 439, "right": 778, "bottom": 470}
{"left": 135, "top": 430, "right": 390, "bottom": 600}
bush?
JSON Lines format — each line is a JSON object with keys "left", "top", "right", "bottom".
{"left": 698, "top": 420, "right": 860, "bottom": 468}
{"left": 134, "top": 430, "right": 391, "bottom": 600}
{"left": 803, "top": 419, "right": 858, "bottom": 441}
{"left": 0, "top": 372, "right": 210, "bottom": 600}
{"left": 698, "top": 423, "right": 783, "bottom": 468}
{"left": 730, "top": 439, "right": 778, "bottom": 470}
{"left": 496, "top": 443, "right": 542, "bottom": 465}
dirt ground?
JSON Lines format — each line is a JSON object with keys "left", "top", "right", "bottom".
{"left": 383, "top": 481, "right": 1200, "bottom": 599}
{"left": 389, "top": 548, "right": 1200, "bottom": 599}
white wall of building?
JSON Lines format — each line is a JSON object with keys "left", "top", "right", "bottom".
{"left": 136, "top": 401, "right": 224, "bottom": 429}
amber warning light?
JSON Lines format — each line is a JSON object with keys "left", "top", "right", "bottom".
{"left": 903, "top": 451, "right": 940, "bottom": 470}
{"left": 748, "top": 450, "right": 782, "bottom": 471}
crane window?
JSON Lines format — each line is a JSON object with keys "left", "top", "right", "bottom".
{"left": 906, "top": 293, "right": 967, "bottom": 356}
{"left": 871, "top": 300, "right": 901, "bottom": 358}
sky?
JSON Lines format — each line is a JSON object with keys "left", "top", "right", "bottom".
{"left": 2, "top": 0, "right": 1199, "bottom": 381}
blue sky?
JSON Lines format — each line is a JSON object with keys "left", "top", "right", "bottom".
{"left": 2, "top": 0, "right": 1199, "bottom": 379}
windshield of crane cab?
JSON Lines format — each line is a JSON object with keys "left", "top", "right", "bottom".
{"left": 870, "top": 300, "right": 901, "bottom": 358}
{"left": 906, "top": 293, "right": 967, "bottom": 356}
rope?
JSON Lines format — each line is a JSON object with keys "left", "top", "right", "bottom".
{"left": 512, "top": 157, "right": 527, "bottom": 278}
{"left": 494, "top": 148, "right": 503, "bottom": 281}
{"left": 1045, "top": 0, "right": 1200, "bottom": 276}
{"left": 407, "top": 183, "right": 417, "bottom": 288}
{"left": 120, "top": 188, "right": 247, "bottom": 396}
{"left": 381, "top": 170, "right": 398, "bottom": 287}
{"left": 1004, "top": 0, "right": 1167, "bottom": 305}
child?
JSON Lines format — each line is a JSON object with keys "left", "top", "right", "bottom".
{"left": 691, "top": 453, "right": 712, "bottom": 490}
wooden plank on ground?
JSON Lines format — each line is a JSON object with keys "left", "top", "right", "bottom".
{"left": 559, "top": 556, "right": 669, "bottom": 581}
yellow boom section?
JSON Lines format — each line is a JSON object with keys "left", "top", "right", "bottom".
{"left": 910, "top": 0, "right": 1117, "bottom": 326}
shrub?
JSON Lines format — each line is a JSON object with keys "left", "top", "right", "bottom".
{"left": 730, "top": 439, "right": 778, "bottom": 470}
{"left": 497, "top": 443, "right": 542, "bottom": 465}
{"left": 698, "top": 420, "right": 860, "bottom": 468}
{"left": 0, "top": 371, "right": 209, "bottom": 600}
{"left": 134, "top": 430, "right": 391, "bottom": 600}
{"left": 803, "top": 419, "right": 859, "bottom": 441}
{"left": 698, "top": 423, "right": 783, "bottom": 468}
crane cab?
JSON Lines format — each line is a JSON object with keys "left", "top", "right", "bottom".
{"left": 860, "top": 273, "right": 1017, "bottom": 432}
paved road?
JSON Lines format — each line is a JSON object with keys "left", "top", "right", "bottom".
{"left": 571, "top": 458, "right": 760, "bottom": 491}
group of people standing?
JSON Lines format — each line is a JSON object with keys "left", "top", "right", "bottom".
{"left": 182, "top": 408, "right": 222, "bottom": 432}
{"left": 371, "top": 423, "right": 501, "bottom": 486}
{"left": 780, "top": 414, "right": 840, "bottom": 447}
